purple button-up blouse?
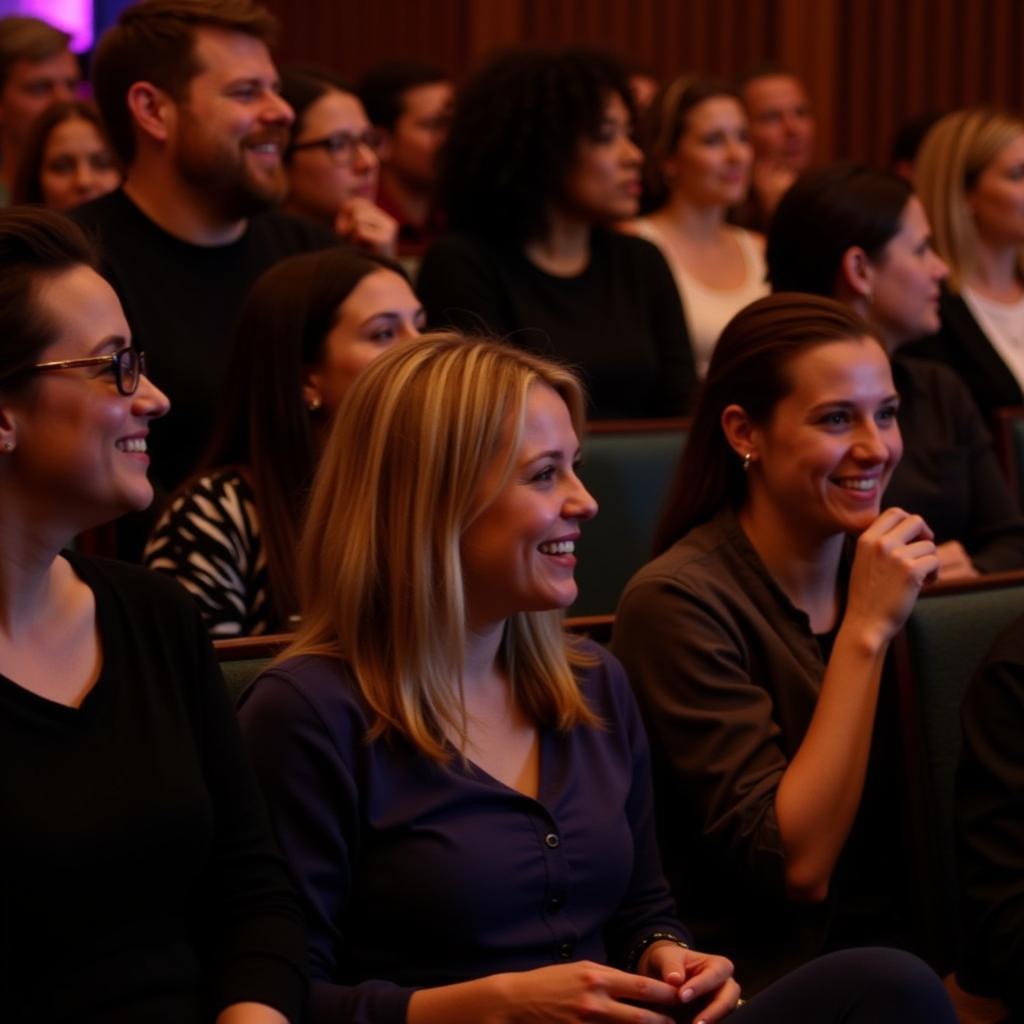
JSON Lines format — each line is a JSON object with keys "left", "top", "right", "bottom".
{"left": 238, "top": 640, "right": 689, "bottom": 1024}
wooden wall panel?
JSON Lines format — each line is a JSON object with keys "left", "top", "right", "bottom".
{"left": 262, "top": 0, "right": 1024, "bottom": 168}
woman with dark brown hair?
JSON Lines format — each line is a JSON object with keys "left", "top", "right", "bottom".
{"left": 615, "top": 293, "right": 940, "bottom": 991}
{"left": 11, "top": 98, "right": 120, "bottom": 210}
{"left": 144, "top": 245, "right": 423, "bottom": 636}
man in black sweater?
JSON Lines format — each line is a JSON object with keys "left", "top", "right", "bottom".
{"left": 73, "top": 0, "right": 333, "bottom": 555}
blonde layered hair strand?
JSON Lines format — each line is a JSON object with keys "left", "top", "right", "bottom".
{"left": 914, "top": 108, "right": 1024, "bottom": 292}
{"left": 286, "top": 333, "right": 598, "bottom": 762}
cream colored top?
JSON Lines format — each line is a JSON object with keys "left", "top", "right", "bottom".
{"left": 632, "top": 218, "right": 768, "bottom": 377}
{"left": 963, "top": 285, "right": 1024, "bottom": 392}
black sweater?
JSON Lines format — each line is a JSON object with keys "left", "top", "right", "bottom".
{"left": 0, "top": 554, "right": 306, "bottom": 1023}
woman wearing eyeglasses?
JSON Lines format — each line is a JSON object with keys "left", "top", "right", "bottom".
{"left": 0, "top": 207, "right": 306, "bottom": 1023}
{"left": 282, "top": 68, "right": 398, "bottom": 259}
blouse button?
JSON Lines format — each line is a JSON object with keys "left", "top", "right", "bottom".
{"left": 558, "top": 942, "right": 573, "bottom": 959}
{"left": 544, "top": 832, "right": 560, "bottom": 849}
{"left": 548, "top": 895, "right": 562, "bottom": 911}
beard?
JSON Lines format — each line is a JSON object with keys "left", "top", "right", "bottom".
{"left": 174, "top": 122, "right": 290, "bottom": 221}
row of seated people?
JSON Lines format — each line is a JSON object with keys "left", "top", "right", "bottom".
{"left": 10, "top": 3, "right": 1024, "bottom": 546}
{"left": 8, "top": 204, "right": 1018, "bottom": 1022}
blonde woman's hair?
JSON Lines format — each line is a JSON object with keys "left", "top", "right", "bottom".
{"left": 286, "top": 332, "right": 598, "bottom": 761}
{"left": 914, "top": 107, "right": 1024, "bottom": 291}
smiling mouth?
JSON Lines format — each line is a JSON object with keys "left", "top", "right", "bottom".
{"left": 832, "top": 476, "right": 880, "bottom": 492}
{"left": 539, "top": 540, "right": 576, "bottom": 555}
{"left": 116, "top": 438, "right": 147, "bottom": 453}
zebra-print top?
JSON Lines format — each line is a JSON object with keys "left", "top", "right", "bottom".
{"left": 144, "top": 468, "right": 273, "bottom": 637}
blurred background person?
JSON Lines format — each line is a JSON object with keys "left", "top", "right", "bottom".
{"left": 282, "top": 67, "right": 398, "bottom": 257}
{"left": 357, "top": 59, "right": 453, "bottom": 263}
{"left": 145, "top": 247, "right": 422, "bottom": 637}
{"left": 0, "top": 15, "right": 79, "bottom": 203}
{"left": 909, "top": 108, "right": 1024, "bottom": 412}
{"left": 734, "top": 64, "right": 815, "bottom": 232}
{"left": 11, "top": 99, "right": 120, "bottom": 210}
{"left": 889, "top": 111, "right": 943, "bottom": 184}
{"left": 626, "top": 76, "right": 767, "bottom": 378}
{"left": 768, "top": 162, "right": 1024, "bottom": 577}
{"left": 419, "top": 46, "right": 695, "bottom": 420}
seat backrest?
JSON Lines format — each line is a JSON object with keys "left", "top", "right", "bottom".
{"left": 214, "top": 633, "right": 292, "bottom": 704}
{"left": 894, "top": 572, "right": 1024, "bottom": 971}
{"left": 572, "top": 419, "right": 688, "bottom": 617}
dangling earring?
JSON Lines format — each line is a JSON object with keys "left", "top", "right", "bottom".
{"left": 742, "top": 451, "right": 753, "bottom": 472}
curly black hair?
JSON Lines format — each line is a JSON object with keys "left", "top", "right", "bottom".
{"left": 438, "top": 47, "right": 634, "bottom": 245}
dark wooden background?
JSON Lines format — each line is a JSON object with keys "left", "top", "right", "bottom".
{"left": 261, "top": 0, "right": 1024, "bottom": 169}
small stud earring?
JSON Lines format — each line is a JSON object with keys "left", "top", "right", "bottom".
{"left": 2, "top": 440, "right": 13, "bottom": 452}
{"left": 306, "top": 395, "right": 322, "bottom": 412}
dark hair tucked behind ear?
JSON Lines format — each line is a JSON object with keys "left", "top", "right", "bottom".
{"left": 653, "top": 292, "right": 877, "bottom": 554}
{"left": 0, "top": 207, "right": 96, "bottom": 392}
{"left": 766, "top": 163, "right": 912, "bottom": 296}
{"left": 438, "top": 46, "right": 634, "bottom": 245}
{"left": 280, "top": 66, "right": 353, "bottom": 149}
{"left": 199, "top": 245, "right": 407, "bottom": 624}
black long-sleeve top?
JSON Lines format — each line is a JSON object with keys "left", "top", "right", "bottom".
{"left": 885, "top": 355, "right": 1024, "bottom": 572}
{"left": 0, "top": 553, "right": 307, "bottom": 1023}
{"left": 417, "top": 228, "right": 697, "bottom": 419}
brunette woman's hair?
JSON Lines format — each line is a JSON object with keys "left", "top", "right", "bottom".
{"left": 198, "top": 245, "right": 407, "bottom": 625}
{"left": 11, "top": 99, "right": 121, "bottom": 206}
{"left": 653, "top": 292, "right": 878, "bottom": 553}
{"left": 766, "top": 162, "right": 912, "bottom": 296}
{"left": 0, "top": 206, "right": 96, "bottom": 394}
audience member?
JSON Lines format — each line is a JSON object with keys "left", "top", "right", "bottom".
{"left": 626, "top": 76, "right": 767, "bottom": 377}
{"left": 627, "top": 63, "right": 659, "bottom": 116}
{"left": 0, "top": 16, "right": 79, "bottom": 203}
{"left": 767, "top": 163, "right": 1024, "bottom": 576}
{"left": 418, "top": 47, "right": 696, "bottom": 419}
{"left": 281, "top": 68, "right": 397, "bottom": 257}
{"left": 73, "top": 0, "right": 335, "bottom": 539}
{"left": 734, "top": 64, "right": 815, "bottom": 231}
{"left": 955, "top": 611, "right": 1024, "bottom": 1020}
{"left": 11, "top": 99, "right": 120, "bottom": 210}
{"left": 614, "top": 294, "right": 938, "bottom": 991}
{"left": 144, "top": 247, "right": 421, "bottom": 636}
{"left": 0, "top": 206, "right": 305, "bottom": 1023}
{"left": 908, "top": 108, "right": 1024, "bottom": 411}
{"left": 357, "top": 60, "right": 452, "bottom": 260}
{"left": 889, "top": 111, "right": 943, "bottom": 184}
{"left": 238, "top": 332, "right": 954, "bottom": 1023}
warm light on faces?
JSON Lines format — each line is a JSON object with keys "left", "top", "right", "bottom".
{"left": 868, "top": 196, "right": 948, "bottom": 348}
{"left": 384, "top": 80, "right": 454, "bottom": 187}
{"left": 966, "top": 132, "right": 1024, "bottom": 247}
{"left": 0, "top": 50, "right": 79, "bottom": 147}
{"left": 5, "top": 266, "right": 169, "bottom": 523}
{"left": 561, "top": 92, "right": 642, "bottom": 223}
{"left": 172, "top": 27, "right": 294, "bottom": 216}
{"left": 39, "top": 117, "right": 120, "bottom": 211}
{"left": 743, "top": 74, "right": 814, "bottom": 171}
{"left": 287, "top": 89, "right": 379, "bottom": 222}
{"left": 666, "top": 95, "right": 752, "bottom": 208}
{"left": 460, "top": 383, "right": 598, "bottom": 631}
{"left": 306, "top": 269, "right": 424, "bottom": 414}
{"left": 743, "top": 338, "right": 901, "bottom": 542}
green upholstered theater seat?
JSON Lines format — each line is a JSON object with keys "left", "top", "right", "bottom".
{"left": 214, "top": 634, "right": 292, "bottom": 704}
{"left": 894, "top": 571, "right": 1024, "bottom": 973}
{"left": 572, "top": 418, "right": 688, "bottom": 618}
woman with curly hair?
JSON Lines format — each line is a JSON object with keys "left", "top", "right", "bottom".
{"left": 417, "top": 48, "right": 696, "bottom": 420}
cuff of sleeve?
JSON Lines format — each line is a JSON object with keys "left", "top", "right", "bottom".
{"left": 309, "top": 978, "right": 418, "bottom": 1024}
{"left": 217, "top": 953, "right": 307, "bottom": 1022}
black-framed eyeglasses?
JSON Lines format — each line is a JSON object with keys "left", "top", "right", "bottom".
{"left": 289, "top": 128, "right": 383, "bottom": 165}
{"left": 29, "top": 348, "right": 148, "bottom": 396}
